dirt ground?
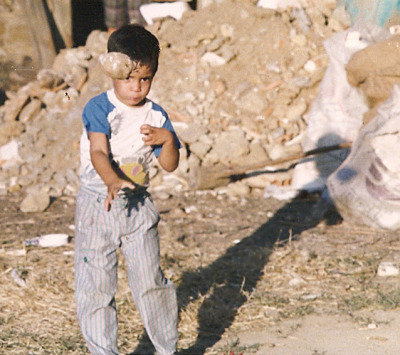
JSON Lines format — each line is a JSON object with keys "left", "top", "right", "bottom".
{"left": 2, "top": 187, "right": 400, "bottom": 354}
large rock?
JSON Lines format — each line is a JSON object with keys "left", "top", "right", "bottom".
{"left": 20, "top": 190, "right": 51, "bottom": 213}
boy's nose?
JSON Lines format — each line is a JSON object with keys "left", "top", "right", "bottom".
{"left": 132, "top": 84, "right": 141, "bottom": 92}
{"left": 130, "top": 81, "right": 141, "bottom": 91}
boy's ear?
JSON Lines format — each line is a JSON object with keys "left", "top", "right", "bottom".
{"left": 99, "top": 52, "right": 138, "bottom": 80}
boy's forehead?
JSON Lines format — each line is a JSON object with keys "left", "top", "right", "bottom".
{"left": 129, "top": 63, "right": 154, "bottom": 76}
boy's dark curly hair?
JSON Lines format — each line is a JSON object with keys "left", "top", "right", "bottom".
{"left": 107, "top": 24, "right": 160, "bottom": 74}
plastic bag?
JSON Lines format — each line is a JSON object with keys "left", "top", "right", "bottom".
{"left": 341, "top": 0, "right": 400, "bottom": 28}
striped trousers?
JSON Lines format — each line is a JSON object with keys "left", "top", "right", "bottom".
{"left": 74, "top": 187, "right": 178, "bottom": 355}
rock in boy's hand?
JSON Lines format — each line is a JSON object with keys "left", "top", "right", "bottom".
{"left": 140, "top": 124, "right": 173, "bottom": 146}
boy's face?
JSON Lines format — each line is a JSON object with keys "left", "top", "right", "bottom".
{"left": 113, "top": 63, "right": 154, "bottom": 107}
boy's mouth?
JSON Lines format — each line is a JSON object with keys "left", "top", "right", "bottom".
{"left": 131, "top": 97, "right": 145, "bottom": 105}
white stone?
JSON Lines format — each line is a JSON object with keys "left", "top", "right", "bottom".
{"left": 377, "top": 262, "right": 399, "bottom": 277}
{"left": 201, "top": 52, "right": 227, "bottom": 67}
{"left": 140, "top": 2, "right": 191, "bottom": 25}
{"left": 304, "top": 60, "right": 317, "bottom": 72}
{"left": 257, "top": 0, "right": 301, "bottom": 10}
{"left": 0, "top": 140, "right": 22, "bottom": 169}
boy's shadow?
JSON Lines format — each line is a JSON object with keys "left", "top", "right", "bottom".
{"left": 131, "top": 134, "right": 349, "bottom": 354}
{"left": 130, "top": 193, "right": 342, "bottom": 355}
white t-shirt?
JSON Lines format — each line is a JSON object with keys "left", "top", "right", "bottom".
{"left": 79, "top": 89, "right": 180, "bottom": 195}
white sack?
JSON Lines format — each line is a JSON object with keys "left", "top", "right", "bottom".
{"left": 327, "top": 85, "right": 400, "bottom": 230}
{"left": 290, "top": 22, "right": 389, "bottom": 193}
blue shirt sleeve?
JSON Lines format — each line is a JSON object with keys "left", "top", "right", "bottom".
{"left": 82, "top": 93, "right": 113, "bottom": 138}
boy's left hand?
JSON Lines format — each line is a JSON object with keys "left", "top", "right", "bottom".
{"left": 141, "top": 124, "right": 179, "bottom": 172}
{"left": 140, "top": 124, "right": 173, "bottom": 146}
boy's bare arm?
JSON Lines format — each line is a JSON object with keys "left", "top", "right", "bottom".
{"left": 89, "top": 132, "right": 135, "bottom": 210}
{"left": 140, "top": 124, "right": 179, "bottom": 172}
{"left": 89, "top": 132, "right": 117, "bottom": 185}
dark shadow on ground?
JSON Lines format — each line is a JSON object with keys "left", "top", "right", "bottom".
{"left": 130, "top": 193, "right": 342, "bottom": 354}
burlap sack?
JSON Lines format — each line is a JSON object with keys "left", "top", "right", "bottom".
{"left": 346, "top": 34, "right": 400, "bottom": 104}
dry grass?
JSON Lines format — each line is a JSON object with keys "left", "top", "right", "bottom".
{"left": 1, "top": 191, "right": 400, "bottom": 354}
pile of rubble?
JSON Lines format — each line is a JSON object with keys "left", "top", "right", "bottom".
{"left": 0, "top": 0, "right": 352, "bottom": 211}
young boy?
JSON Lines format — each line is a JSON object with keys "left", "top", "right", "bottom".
{"left": 74, "top": 24, "right": 180, "bottom": 355}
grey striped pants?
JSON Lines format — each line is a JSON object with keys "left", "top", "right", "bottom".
{"left": 74, "top": 187, "right": 178, "bottom": 355}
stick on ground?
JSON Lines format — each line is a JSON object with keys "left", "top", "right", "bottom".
{"left": 188, "top": 142, "right": 352, "bottom": 190}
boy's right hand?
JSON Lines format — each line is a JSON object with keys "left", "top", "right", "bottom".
{"left": 104, "top": 179, "right": 135, "bottom": 211}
